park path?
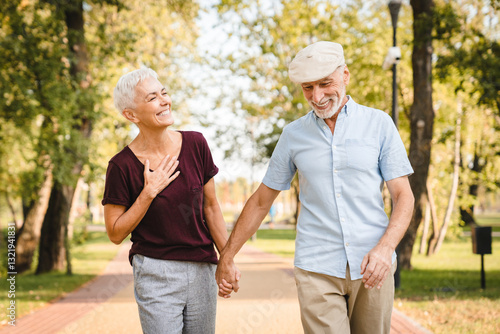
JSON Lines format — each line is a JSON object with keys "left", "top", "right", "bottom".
{"left": 1, "top": 241, "right": 432, "bottom": 334}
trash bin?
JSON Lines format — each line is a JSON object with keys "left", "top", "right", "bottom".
{"left": 471, "top": 225, "right": 492, "bottom": 289}
{"left": 471, "top": 225, "right": 492, "bottom": 255}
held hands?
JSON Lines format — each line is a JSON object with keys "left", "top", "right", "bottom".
{"left": 143, "top": 155, "right": 180, "bottom": 199}
{"left": 215, "top": 255, "right": 241, "bottom": 298}
{"left": 360, "top": 244, "right": 393, "bottom": 290}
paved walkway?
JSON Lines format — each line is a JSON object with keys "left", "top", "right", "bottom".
{"left": 2, "top": 242, "right": 432, "bottom": 334}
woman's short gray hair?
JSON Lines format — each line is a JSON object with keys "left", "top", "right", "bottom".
{"left": 113, "top": 67, "right": 159, "bottom": 114}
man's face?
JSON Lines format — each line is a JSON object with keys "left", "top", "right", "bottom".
{"left": 301, "top": 66, "right": 349, "bottom": 119}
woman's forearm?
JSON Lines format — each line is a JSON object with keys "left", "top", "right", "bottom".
{"left": 104, "top": 190, "right": 155, "bottom": 244}
{"left": 204, "top": 203, "right": 229, "bottom": 252}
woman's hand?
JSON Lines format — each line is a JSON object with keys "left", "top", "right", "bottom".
{"left": 104, "top": 154, "right": 180, "bottom": 244}
{"left": 143, "top": 155, "right": 180, "bottom": 199}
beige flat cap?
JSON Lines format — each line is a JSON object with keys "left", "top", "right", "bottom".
{"left": 288, "top": 41, "right": 345, "bottom": 84}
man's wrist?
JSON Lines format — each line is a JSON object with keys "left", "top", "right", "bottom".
{"left": 375, "top": 241, "right": 396, "bottom": 255}
{"left": 219, "top": 249, "right": 235, "bottom": 263}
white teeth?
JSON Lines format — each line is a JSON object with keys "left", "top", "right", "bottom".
{"left": 315, "top": 100, "right": 330, "bottom": 108}
{"left": 157, "top": 109, "right": 170, "bottom": 116}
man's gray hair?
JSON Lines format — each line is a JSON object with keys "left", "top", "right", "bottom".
{"left": 334, "top": 63, "right": 346, "bottom": 74}
{"left": 113, "top": 67, "right": 159, "bottom": 114}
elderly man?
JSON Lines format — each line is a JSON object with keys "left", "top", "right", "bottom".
{"left": 216, "top": 41, "right": 414, "bottom": 334}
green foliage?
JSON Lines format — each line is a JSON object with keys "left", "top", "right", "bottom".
{"left": 211, "top": 0, "right": 413, "bottom": 162}
{"left": 0, "top": 0, "right": 100, "bottom": 192}
{"left": 0, "top": 0, "right": 202, "bottom": 218}
{"left": 85, "top": 0, "right": 201, "bottom": 180}
{"left": 430, "top": 0, "right": 500, "bottom": 226}
{"left": 434, "top": 0, "right": 500, "bottom": 114}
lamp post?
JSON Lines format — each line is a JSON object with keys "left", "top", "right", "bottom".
{"left": 388, "top": 0, "right": 402, "bottom": 289}
{"left": 388, "top": 0, "right": 402, "bottom": 128}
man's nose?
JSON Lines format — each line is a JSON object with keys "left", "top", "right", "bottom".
{"left": 312, "top": 86, "right": 324, "bottom": 103}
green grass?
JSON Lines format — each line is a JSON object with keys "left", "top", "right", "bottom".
{"left": 249, "top": 226, "right": 500, "bottom": 334}
{"left": 0, "top": 231, "right": 120, "bottom": 324}
{"left": 396, "top": 238, "right": 500, "bottom": 334}
{"left": 251, "top": 229, "right": 296, "bottom": 258}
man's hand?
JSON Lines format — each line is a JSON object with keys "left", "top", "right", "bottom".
{"left": 215, "top": 255, "right": 241, "bottom": 298}
{"left": 360, "top": 244, "right": 393, "bottom": 290}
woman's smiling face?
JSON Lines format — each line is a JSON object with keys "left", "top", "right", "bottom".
{"left": 128, "top": 76, "right": 174, "bottom": 128}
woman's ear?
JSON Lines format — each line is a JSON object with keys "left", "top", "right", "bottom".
{"left": 122, "top": 108, "right": 138, "bottom": 123}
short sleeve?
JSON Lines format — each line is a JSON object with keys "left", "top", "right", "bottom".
{"left": 101, "top": 161, "right": 131, "bottom": 207}
{"left": 199, "top": 134, "right": 219, "bottom": 185}
{"left": 262, "top": 129, "right": 297, "bottom": 191}
{"left": 379, "top": 115, "right": 414, "bottom": 181}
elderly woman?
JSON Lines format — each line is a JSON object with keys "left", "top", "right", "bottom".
{"left": 102, "top": 67, "right": 228, "bottom": 334}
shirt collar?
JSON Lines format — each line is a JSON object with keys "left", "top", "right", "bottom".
{"left": 344, "top": 95, "right": 354, "bottom": 115}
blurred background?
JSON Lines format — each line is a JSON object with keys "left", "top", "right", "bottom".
{"left": 0, "top": 0, "right": 499, "bottom": 332}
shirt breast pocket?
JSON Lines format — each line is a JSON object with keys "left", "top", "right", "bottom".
{"left": 191, "top": 185, "right": 203, "bottom": 193}
{"left": 345, "top": 138, "right": 379, "bottom": 172}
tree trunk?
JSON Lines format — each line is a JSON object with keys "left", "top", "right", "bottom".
{"left": 432, "top": 106, "right": 462, "bottom": 254}
{"left": 5, "top": 193, "right": 19, "bottom": 228}
{"left": 36, "top": 181, "right": 75, "bottom": 274}
{"left": 460, "top": 206, "right": 476, "bottom": 226}
{"left": 419, "top": 200, "right": 430, "bottom": 254}
{"left": 68, "top": 177, "right": 84, "bottom": 239}
{"left": 459, "top": 149, "right": 483, "bottom": 226}
{"left": 36, "top": 1, "right": 91, "bottom": 275}
{"left": 399, "top": 0, "right": 435, "bottom": 270}
{"left": 426, "top": 180, "right": 439, "bottom": 255}
{"left": 15, "top": 168, "right": 53, "bottom": 273}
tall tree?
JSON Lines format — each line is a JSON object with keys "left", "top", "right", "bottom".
{"left": 399, "top": 0, "right": 435, "bottom": 270}
{"left": 0, "top": 0, "right": 76, "bottom": 273}
{"left": 433, "top": 0, "right": 500, "bottom": 227}
{"left": 36, "top": 0, "right": 106, "bottom": 274}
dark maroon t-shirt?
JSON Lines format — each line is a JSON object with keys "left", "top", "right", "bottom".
{"left": 101, "top": 131, "right": 219, "bottom": 265}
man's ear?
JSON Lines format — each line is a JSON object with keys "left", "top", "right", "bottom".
{"left": 122, "top": 108, "right": 139, "bottom": 123}
{"left": 343, "top": 66, "right": 350, "bottom": 86}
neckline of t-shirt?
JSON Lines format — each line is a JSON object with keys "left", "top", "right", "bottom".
{"left": 125, "top": 130, "right": 185, "bottom": 171}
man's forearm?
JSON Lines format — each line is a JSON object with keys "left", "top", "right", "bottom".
{"left": 378, "top": 188, "right": 414, "bottom": 250}
{"left": 221, "top": 183, "right": 279, "bottom": 259}
{"left": 221, "top": 195, "right": 270, "bottom": 258}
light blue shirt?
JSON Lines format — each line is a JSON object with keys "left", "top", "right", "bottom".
{"left": 262, "top": 97, "right": 413, "bottom": 279}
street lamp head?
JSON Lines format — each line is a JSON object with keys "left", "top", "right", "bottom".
{"left": 388, "top": 0, "right": 402, "bottom": 29}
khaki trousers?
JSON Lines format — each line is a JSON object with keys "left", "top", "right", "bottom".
{"left": 294, "top": 262, "right": 396, "bottom": 334}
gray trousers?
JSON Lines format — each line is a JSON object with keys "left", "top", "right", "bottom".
{"left": 132, "top": 255, "right": 217, "bottom": 334}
